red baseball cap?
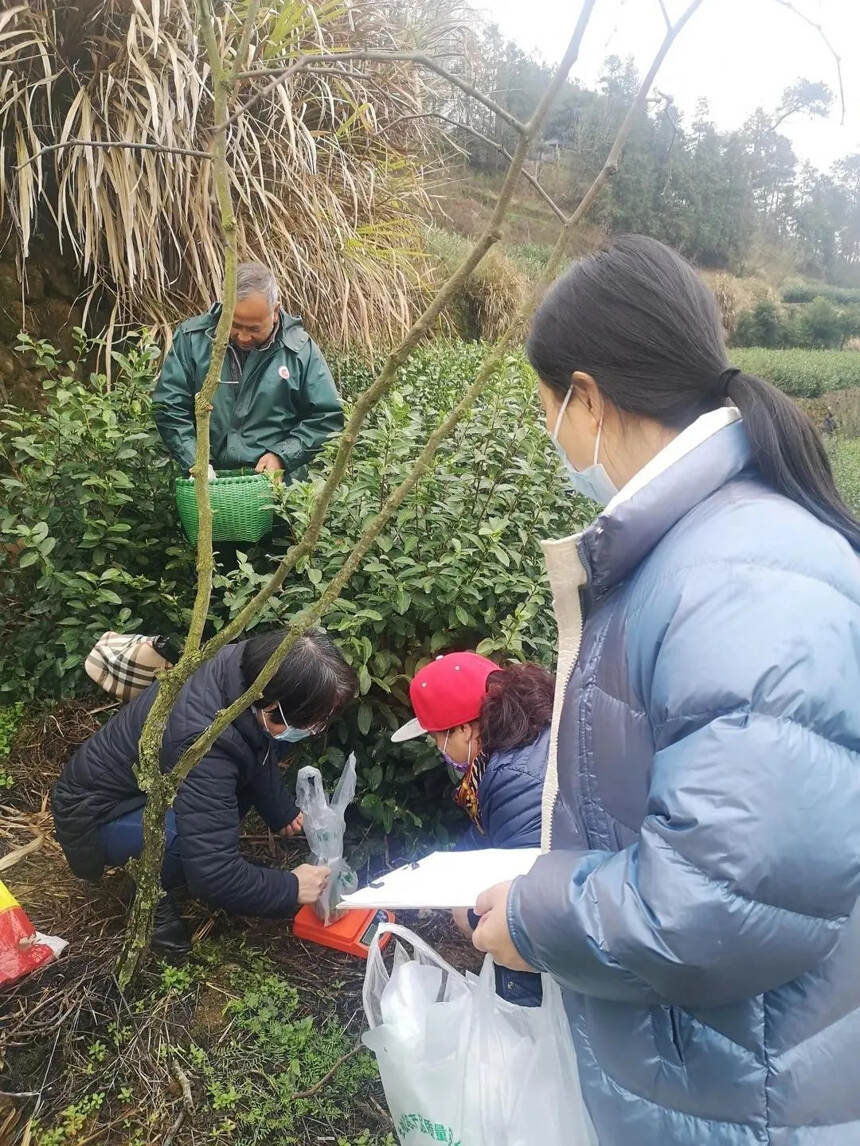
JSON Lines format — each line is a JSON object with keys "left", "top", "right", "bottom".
{"left": 391, "top": 652, "right": 498, "bottom": 742}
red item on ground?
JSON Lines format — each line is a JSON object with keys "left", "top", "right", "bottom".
{"left": 0, "top": 879, "right": 67, "bottom": 986}
{"left": 292, "top": 905, "right": 394, "bottom": 959}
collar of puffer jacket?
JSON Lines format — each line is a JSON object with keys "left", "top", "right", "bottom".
{"left": 577, "top": 407, "right": 751, "bottom": 596}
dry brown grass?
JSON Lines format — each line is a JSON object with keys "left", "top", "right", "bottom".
{"left": 701, "top": 271, "right": 777, "bottom": 338}
{"left": 0, "top": 0, "right": 447, "bottom": 348}
{"left": 424, "top": 226, "right": 527, "bottom": 341}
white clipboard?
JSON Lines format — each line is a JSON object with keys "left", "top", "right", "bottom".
{"left": 339, "top": 848, "right": 541, "bottom": 910}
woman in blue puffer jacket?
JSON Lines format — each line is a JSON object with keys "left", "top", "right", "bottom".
{"left": 391, "top": 651, "right": 552, "bottom": 1005}
{"left": 472, "top": 235, "right": 860, "bottom": 1145}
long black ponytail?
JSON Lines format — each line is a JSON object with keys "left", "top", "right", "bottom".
{"left": 527, "top": 234, "right": 860, "bottom": 549}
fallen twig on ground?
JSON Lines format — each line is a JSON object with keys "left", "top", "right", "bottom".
{"left": 0, "top": 832, "right": 44, "bottom": 873}
{"left": 292, "top": 1044, "right": 365, "bottom": 1101}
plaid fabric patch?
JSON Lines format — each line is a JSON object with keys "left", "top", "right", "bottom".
{"left": 84, "top": 632, "right": 171, "bottom": 703}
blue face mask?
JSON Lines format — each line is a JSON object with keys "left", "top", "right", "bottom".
{"left": 550, "top": 387, "right": 619, "bottom": 508}
{"left": 264, "top": 702, "right": 313, "bottom": 743}
{"left": 273, "top": 725, "right": 312, "bottom": 744}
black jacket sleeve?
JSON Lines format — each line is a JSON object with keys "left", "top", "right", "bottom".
{"left": 173, "top": 749, "right": 299, "bottom": 916}
{"left": 249, "top": 751, "right": 300, "bottom": 833}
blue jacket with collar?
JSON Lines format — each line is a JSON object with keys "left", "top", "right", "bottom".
{"left": 508, "top": 414, "right": 860, "bottom": 1145}
{"left": 462, "top": 727, "right": 549, "bottom": 1006}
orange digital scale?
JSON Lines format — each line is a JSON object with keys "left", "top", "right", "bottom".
{"left": 292, "top": 905, "right": 395, "bottom": 959}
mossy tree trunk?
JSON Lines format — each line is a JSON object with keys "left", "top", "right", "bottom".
{"left": 116, "top": 0, "right": 704, "bottom": 987}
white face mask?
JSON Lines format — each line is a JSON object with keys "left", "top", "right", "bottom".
{"left": 550, "top": 386, "right": 619, "bottom": 508}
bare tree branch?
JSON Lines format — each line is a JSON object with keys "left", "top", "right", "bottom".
{"left": 116, "top": 0, "right": 240, "bottom": 988}
{"left": 198, "top": 0, "right": 597, "bottom": 660}
{"left": 564, "top": 0, "right": 706, "bottom": 231}
{"left": 162, "top": 1059, "right": 194, "bottom": 1146}
{"left": 657, "top": 0, "right": 672, "bottom": 30}
{"left": 170, "top": 0, "right": 706, "bottom": 779}
{"left": 771, "top": 0, "right": 845, "bottom": 125}
{"left": 185, "top": 0, "right": 234, "bottom": 656}
{"left": 15, "top": 139, "right": 212, "bottom": 171}
{"left": 226, "top": 50, "right": 527, "bottom": 135}
{"left": 390, "top": 111, "right": 567, "bottom": 221}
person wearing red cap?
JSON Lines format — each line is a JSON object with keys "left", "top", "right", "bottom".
{"left": 391, "top": 651, "right": 554, "bottom": 1006}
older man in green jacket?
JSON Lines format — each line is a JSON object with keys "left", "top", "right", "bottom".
{"left": 154, "top": 262, "right": 343, "bottom": 477}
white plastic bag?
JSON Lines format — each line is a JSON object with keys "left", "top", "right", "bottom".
{"left": 362, "top": 923, "right": 596, "bottom": 1146}
{"left": 295, "top": 752, "right": 358, "bottom": 924}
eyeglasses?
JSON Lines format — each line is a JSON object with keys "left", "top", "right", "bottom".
{"left": 276, "top": 701, "right": 327, "bottom": 736}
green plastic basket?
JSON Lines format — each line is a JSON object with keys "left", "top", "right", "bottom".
{"left": 175, "top": 471, "right": 275, "bottom": 545}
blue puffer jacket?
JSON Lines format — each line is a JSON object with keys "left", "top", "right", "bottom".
{"left": 461, "top": 729, "right": 548, "bottom": 1005}
{"left": 508, "top": 411, "right": 860, "bottom": 1145}
{"left": 52, "top": 643, "right": 302, "bottom": 916}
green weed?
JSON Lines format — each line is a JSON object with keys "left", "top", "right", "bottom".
{"left": 0, "top": 701, "right": 23, "bottom": 788}
{"left": 829, "top": 437, "right": 860, "bottom": 515}
{"left": 32, "top": 1092, "right": 105, "bottom": 1146}
{"left": 173, "top": 946, "right": 382, "bottom": 1144}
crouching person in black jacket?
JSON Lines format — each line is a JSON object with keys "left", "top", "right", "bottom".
{"left": 52, "top": 629, "right": 357, "bottom": 954}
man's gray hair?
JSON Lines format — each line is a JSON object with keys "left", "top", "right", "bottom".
{"left": 236, "top": 261, "right": 279, "bottom": 307}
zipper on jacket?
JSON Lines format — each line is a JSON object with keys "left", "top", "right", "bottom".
{"left": 540, "top": 534, "right": 589, "bottom": 852}
{"left": 228, "top": 344, "right": 243, "bottom": 384}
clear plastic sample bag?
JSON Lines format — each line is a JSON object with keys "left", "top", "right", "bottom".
{"left": 295, "top": 752, "right": 359, "bottom": 924}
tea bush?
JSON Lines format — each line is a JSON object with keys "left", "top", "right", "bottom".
{"left": 783, "top": 284, "right": 860, "bottom": 305}
{"left": 827, "top": 438, "right": 860, "bottom": 516}
{"left": 0, "top": 334, "right": 194, "bottom": 699}
{"left": 0, "top": 702, "right": 24, "bottom": 788}
{"left": 732, "top": 348, "right": 860, "bottom": 398}
{"left": 222, "top": 342, "right": 590, "bottom": 842}
{"left": 732, "top": 300, "right": 787, "bottom": 349}
{"left": 1, "top": 335, "right": 588, "bottom": 838}
{"left": 5, "top": 332, "right": 859, "bottom": 839}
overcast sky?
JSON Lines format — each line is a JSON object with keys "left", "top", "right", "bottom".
{"left": 479, "top": 0, "right": 858, "bottom": 172}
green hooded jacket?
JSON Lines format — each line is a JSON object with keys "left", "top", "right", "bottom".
{"left": 153, "top": 306, "right": 343, "bottom": 472}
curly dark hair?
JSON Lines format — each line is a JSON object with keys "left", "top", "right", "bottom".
{"left": 478, "top": 662, "right": 555, "bottom": 758}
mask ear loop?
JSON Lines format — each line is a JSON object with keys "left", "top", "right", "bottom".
{"left": 593, "top": 417, "right": 604, "bottom": 466}
{"left": 551, "top": 386, "right": 574, "bottom": 444}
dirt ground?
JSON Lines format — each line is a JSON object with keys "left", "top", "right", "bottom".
{"left": 0, "top": 703, "right": 482, "bottom": 1146}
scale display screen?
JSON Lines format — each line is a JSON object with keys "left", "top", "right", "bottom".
{"left": 359, "top": 910, "right": 390, "bottom": 948}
